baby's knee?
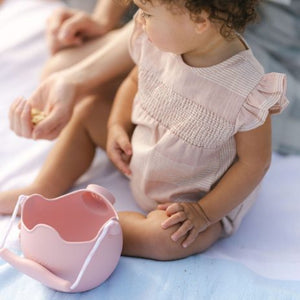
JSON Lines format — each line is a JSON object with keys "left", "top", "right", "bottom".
{"left": 145, "top": 210, "right": 222, "bottom": 261}
{"left": 145, "top": 210, "right": 185, "bottom": 260}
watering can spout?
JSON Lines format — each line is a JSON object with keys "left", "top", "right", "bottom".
{"left": 87, "top": 184, "right": 115, "bottom": 204}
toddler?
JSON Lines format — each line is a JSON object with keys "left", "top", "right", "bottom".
{"left": 2, "top": 0, "right": 288, "bottom": 260}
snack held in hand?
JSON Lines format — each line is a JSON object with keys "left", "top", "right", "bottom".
{"left": 31, "top": 108, "right": 46, "bottom": 125}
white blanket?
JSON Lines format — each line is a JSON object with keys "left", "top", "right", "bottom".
{"left": 1, "top": 0, "right": 300, "bottom": 298}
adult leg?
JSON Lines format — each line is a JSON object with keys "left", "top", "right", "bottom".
{"left": 41, "top": 29, "right": 121, "bottom": 80}
{"left": 119, "top": 210, "right": 223, "bottom": 260}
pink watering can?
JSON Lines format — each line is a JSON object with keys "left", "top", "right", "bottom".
{"left": 0, "top": 184, "right": 122, "bottom": 293}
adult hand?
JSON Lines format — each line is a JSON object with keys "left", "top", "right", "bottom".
{"left": 106, "top": 124, "right": 132, "bottom": 176}
{"left": 46, "top": 7, "right": 109, "bottom": 54}
{"left": 9, "top": 72, "right": 78, "bottom": 140}
{"left": 158, "top": 202, "right": 211, "bottom": 248}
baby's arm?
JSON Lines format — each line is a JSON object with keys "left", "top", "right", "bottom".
{"left": 161, "top": 115, "right": 272, "bottom": 247}
{"left": 201, "top": 115, "right": 272, "bottom": 221}
{"left": 106, "top": 66, "right": 138, "bottom": 175}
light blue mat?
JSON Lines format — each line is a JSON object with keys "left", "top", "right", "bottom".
{"left": 1, "top": 252, "right": 300, "bottom": 299}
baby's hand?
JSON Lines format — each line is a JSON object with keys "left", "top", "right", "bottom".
{"left": 106, "top": 124, "right": 132, "bottom": 176}
{"left": 158, "top": 202, "right": 211, "bottom": 248}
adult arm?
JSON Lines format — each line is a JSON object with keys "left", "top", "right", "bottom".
{"left": 93, "top": 0, "right": 130, "bottom": 32}
{"left": 47, "top": 0, "right": 130, "bottom": 54}
{"left": 9, "top": 21, "right": 134, "bottom": 140}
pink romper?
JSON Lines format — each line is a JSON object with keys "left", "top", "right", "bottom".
{"left": 128, "top": 12, "right": 288, "bottom": 235}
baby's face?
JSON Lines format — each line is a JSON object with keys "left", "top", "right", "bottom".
{"left": 134, "top": 0, "right": 203, "bottom": 55}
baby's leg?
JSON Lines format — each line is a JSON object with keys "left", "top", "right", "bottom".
{"left": 119, "top": 210, "right": 223, "bottom": 260}
{"left": 0, "top": 81, "right": 119, "bottom": 214}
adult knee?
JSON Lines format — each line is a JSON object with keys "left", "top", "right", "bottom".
{"left": 41, "top": 56, "right": 61, "bottom": 80}
{"left": 41, "top": 51, "right": 75, "bottom": 80}
{"left": 72, "top": 96, "right": 98, "bottom": 125}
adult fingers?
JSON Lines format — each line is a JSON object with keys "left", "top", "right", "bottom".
{"left": 47, "top": 32, "right": 63, "bottom": 55}
{"left": 10, "top": 97, "right": 25, "bottom": 135}
{"left": 47, "top": 8, "right": 74, "bottom": 35}
{"left": 9, "top": 97, "right": 33, "bottom": 138}
{"left": 9, "top": 97, "right": 22, "bottom": 130}
{"left": 33, "top": 120, "right": 65, "bottom": 140}
{"left": 20, "top": 102, "right": 33, "bottom": 138}
{"left": 46, "top": 8, "right": 76, "bottom": 54}
{"left": 58, "top": 14, "right": 88, "bottom": 43}
{"left": 32, "top": 108, "right": 69, "bottom": 140}
{"left": 58, "top": 12, "right": 104, "bottom": 43}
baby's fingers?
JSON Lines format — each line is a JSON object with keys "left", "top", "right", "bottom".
{"left": 157, "top": 203, "right": 172, "bottom": 210}
{"left": 170, "top": 219, "right": 193, "bottom": 243}
{"left": 181, "top": 227, "right": 199, "bottom": 248}
{"left": 117, "top": 134, "right": 132, "bottom": 156}
{"left": 109, "top": 149, "right": 132, "bottom": 176}
{"left": 165, "top": 203, "right": 184, "bottom": 216}
{"left": 161, "top": 210, "right": 186, "bottom": 229}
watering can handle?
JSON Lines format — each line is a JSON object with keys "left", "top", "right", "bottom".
{"left": 0, "top": 195, "right": 25, "bottom": 249}
{"left": 70, "top": 218, "right": 120, "bottom": 290}
{"left": 87, "top": 184, "right": 115, "bottom": 205}
{"left": 0, "top": 195, "right": 120, "bottom": 292}
{"left": 0, "top": 248, "right": 72, "bottom": 291}
{"left": 0, "top": 195, "right": 72, "bottom": 291}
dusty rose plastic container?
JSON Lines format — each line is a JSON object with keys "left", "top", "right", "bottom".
{"left": 0, "top": 184, "right": 122, "bottom": 292}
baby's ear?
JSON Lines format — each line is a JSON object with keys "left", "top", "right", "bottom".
{"left": 193, "top": 12, "right": 210, "bottom": 34}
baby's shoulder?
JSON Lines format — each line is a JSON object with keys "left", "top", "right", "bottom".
{"left": 205, "top": 50, "right": 266, "bottom": 98}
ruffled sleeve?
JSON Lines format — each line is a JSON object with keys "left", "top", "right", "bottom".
{"left": 128, "top": 10, "right": 144, "bottom": 64}
{"left": 235, "top": 72, "right": 289, "bottom": 132}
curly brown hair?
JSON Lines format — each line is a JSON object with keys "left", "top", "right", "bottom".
{"left": 138, "top": 0, "right": 261, "bottom": 39}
